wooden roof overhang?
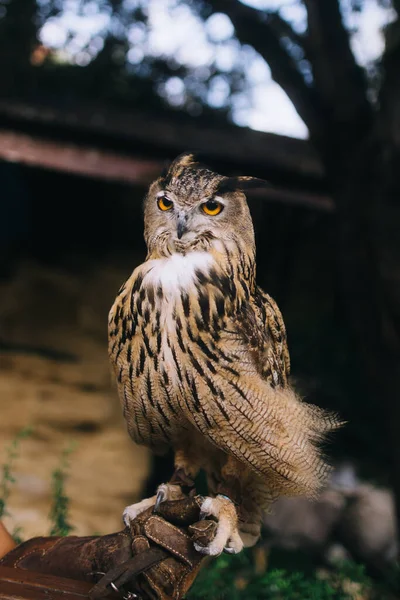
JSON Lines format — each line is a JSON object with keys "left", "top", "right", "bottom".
{"left": 0, "top": 98, "right": 333, "bottom": 213}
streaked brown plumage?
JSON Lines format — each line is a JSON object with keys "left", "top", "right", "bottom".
{"left": 109, "top": 153, "right": 340, "bottom": 555}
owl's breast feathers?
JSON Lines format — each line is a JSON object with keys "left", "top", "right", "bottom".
{"left": 109, "top": 244, "right": 340, "bottom": 499}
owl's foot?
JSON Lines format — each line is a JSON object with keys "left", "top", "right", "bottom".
{"left": 154, "top": 483, "right": 185, "bottom": 513}
{"left": 194, "top": 495, "right": 243, "bottom": 556}
{"left": 123, "top": 495, "right": 157, "bottom": 526}
{"left": 123, "top": 483, "right": 185, "bottom": 525}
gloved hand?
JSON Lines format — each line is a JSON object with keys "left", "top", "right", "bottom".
{"left": 0, "top": 495, "right": 216, "bottom": 600}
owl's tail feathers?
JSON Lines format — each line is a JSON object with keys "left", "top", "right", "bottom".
{"left": 213, "top": 378, "right": 344, "bottom": 502}
{"left": 259, "top": 386, "right": 344, "bottom": 498}
{"left": 306, "top": 404, "right": 344, "bottom": 437}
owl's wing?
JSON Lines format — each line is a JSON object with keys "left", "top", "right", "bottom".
{"left": 251, "top": 288, "right": 291, "bottom": 387}
{"left": 182, "top": 292, "right": 339, "bottom": 499}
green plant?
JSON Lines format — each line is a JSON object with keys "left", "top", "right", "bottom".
{"left": 48, "top": 443, "right": 76, "bottom": 537}
{"left": 188, "top": 550, "right": 375, "bottom": 600}
{"left": 0, "top": 427, "right": 32, "bottom": 520}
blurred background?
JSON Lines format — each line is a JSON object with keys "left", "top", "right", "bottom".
{"left": 1, "top": 0, "right": 400, "bottom": 588}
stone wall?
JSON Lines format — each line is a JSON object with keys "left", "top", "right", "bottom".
{"left": 0, "top": 257, "right": 150, "bottom": 539}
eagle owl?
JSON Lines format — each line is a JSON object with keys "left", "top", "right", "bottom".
{"left": 109, "top": 154, "right": 339, "bottom": 556}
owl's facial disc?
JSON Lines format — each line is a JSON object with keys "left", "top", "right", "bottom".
{"left": 143, "top": 161, "right": 257, "bottom": 259}
{"left": 154, "top": 190, "right": 226, "bottom": 252}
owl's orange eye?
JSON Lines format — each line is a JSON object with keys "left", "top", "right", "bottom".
{"left": 201, "top": 200, "right": 223, "bottom": 216}
{"left": 157, "top": 196, "right": 173, "bottom": 211}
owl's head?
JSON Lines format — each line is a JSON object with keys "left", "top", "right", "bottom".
{"left": 143, "top": 153, "right": 268, "bottom": 257}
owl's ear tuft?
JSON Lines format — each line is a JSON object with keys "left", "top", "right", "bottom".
{"left": 169, "top": 152, "right": 199, "bottom": 172}
{"left": 217, "top": 176, "right": 270, "bottom": 195}
{"left": 160, "top": 152, "right": 203, "bottom": 185}
{"left": 173, "top": 152, "right": 198, "bottom": 168}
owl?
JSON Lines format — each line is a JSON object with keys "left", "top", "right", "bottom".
{"left": 109, "top": 153, "right": 339, "bottom": 556}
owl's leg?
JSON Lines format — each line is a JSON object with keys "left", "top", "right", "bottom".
{"left": 237, "top": 473, "right": 273, "bottom": 548}
{"left": 154, "top": 447, "right": 200, "bottom": 511}
{"left": 238, "top": 518, "right": 262, "bottom": 547}
{"left": 172, "top": 447, "right": 201, "bottom": 487}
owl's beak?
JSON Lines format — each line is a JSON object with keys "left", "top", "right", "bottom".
{"left": 177, "top": 214, "right": 188, "bottom": 239}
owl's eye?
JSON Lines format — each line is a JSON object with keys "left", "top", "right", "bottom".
{"left": 157, "top": 196, "right": 173, "bottom": 211}
{"left": 201, "top": 200, "right": 224, "bottom": 216}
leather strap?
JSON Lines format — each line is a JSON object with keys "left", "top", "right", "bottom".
{"left": 89, "top": 548, "right": 168, "bottom": 599}
{"left": 144, "top": 516, "right": 199, "bottom": 568}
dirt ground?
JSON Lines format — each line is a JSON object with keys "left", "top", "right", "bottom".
{"left": 0, "top": 258, "right": 150, "bottom": 540}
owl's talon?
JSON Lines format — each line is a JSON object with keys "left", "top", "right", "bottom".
{"left": 223, "top": 546, "right": 238, "bottom": 555}
{"left": 193, "top": 542, "right": 211, "bottom": 555}
{"left": 153, "top": 489, "right": 166, "bottom": 513}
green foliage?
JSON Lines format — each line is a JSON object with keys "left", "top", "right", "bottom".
{"left": 0, "top": 427, "right": 32, "bottom": 520}
{"left": 48, "top": 443, "right": 76, "bottom": 537}
{"left": 188, "top": 550, "right": 374, "bottom": 600}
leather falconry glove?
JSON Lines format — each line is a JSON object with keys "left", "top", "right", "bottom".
{"left": 0, "top": 496, "right": 217, "bottom": 600}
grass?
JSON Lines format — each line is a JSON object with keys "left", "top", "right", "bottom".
{"left": 0, "top": 427, "right": 32, "bottom": 521}
{"left": 48, "top": 443, "right": 76, "bottom": 537}
{"left": 0, "top": 427, "right": 32, "bottom": 543}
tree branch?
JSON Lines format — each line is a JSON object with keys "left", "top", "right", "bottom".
{"left": 303, "top": 0, "right": 373, "bottom": 145}
{"left": 208, "top": 0, "right": 328, "bottom": 144}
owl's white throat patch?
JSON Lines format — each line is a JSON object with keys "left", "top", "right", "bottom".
{"left": 143, "top": 252, "right": 213, "bottom": 296}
